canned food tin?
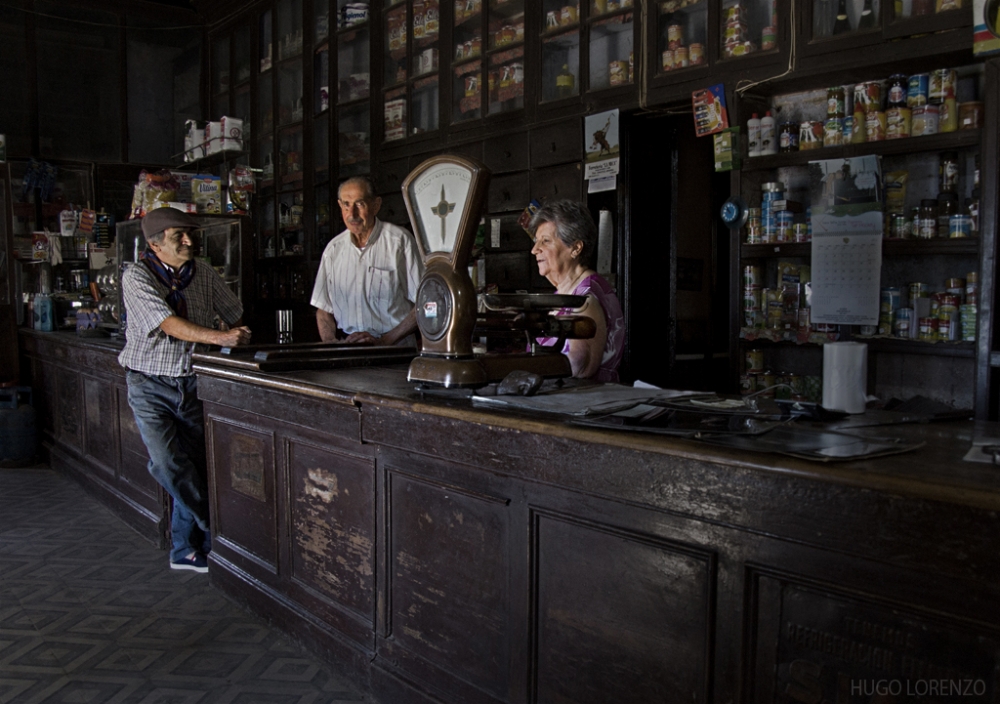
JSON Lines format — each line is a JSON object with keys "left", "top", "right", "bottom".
{"left": 667, "top": 24, "right": 684, "bottom": 48}
{"left": 908, "top": 282, "right": 929, "bottom": 301}
{"left": 907, "top": 73, "right": 929, "bottom": 108}
{"left": 743, "top": 265, "right": 762, "bottom": 287}
{"left": 949, "top": 214, "right": 972, "bottom": 238}
{"left": 851, "top": 110, "right": 867, "bottom": 142}
{"left": 796, "top": 307, "right": 810, "bottom": 329}
{"left": 786, "top": 374, "right": 806, "bottom": 401}
{"left": 689, "top": 43, "right": 704, "bottom": 64}
{"left": 855, "top": 81, "right": 881, "bottom": 113}
{"left": 758, "top": 372, "right": 775, "bottom": 398}
{"left": 746, "top": 224, "right": 763, "bottom": 244}
{"left": 743, "top": 286, "right": 761, "bottom": 312}
{"left": 745, "top": 348, "right": 764, "bottom": 372}
{"left": 938, "top": 97, "right": 958, "bottom": 132}
{"left": 890, "top": 213, "right": 910, "bottom": 239}
{"left": 865, "top": 111, "right": 887, "bottom": 142}
{"left": 740, "top": 373, "right": 757, "bottom": 396}
{"left": 799, "top": 120, "right": 824, "bottom": 149}
{"left": 893, "top": 316, "right": 911, "bottom": 338}
{"left": 761, "top": 26, "right": 776, "bottom": 50}
{"left": 674, "top": 46, "right": 689, "bottom": 67}
{"left": 823, "top": 118, "right": 843, "bottom": 146}
{"left": 776, "top": 210, "right": 794, "bottom": 227}
{"left": 918, "top": 317, "right": 937, "bottom": 341}
{"left": 885, "top": 107, "right": 911, "bottom": 139}
{"left": 959, "top": 101, "right": 984, "bottom": 129}
{"left": 827, "top": 86, "right": 846, "bottom": 118}
{"left": 881, "top": 286, "right": 901, "bottom": 313}
{"left": 661, "top": 49, "right": 674, "bottom": 71}
{"left": 887, "top": 74, "right": 908, "bottom": 107}
{"left": 842, "top": 115, "right": 855, "bottom": 141}
{"left": 911, "top": 104, "right": 939, "bottom": 136}
{"left": 793, "top": 223, "right": 809, "bottom": 242}
{"left": 859, "top": 324, "right": 877, "bottom": 336}
{"left": 929, "top": 68, "right": 956, "bottom": 102}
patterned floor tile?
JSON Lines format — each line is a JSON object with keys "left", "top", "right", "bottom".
{"left": 0, "top": 467, "right": 370, "bottom": 704}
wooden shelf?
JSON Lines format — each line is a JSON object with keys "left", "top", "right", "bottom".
{"left": 741, "top": 238, "right": 979, "bottom": 259}
{"left": 742, "top": 129, "right": 981, "bottom": 171}
{"left": 863, "top": 338, "right": 975, "bottom": 358}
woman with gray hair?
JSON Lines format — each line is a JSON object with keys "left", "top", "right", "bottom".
{"left": 529, "top": 200, "right": 624, "bottom": 381}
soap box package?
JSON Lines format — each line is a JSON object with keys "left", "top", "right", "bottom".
{"left": 205, "top": 121, "right": 224, "bottom": 155}
{"left": 220, "top": 116, "right": 244, "bottom": 151}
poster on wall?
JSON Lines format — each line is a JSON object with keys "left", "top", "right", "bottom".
{"left": 691, "top": 84, "right": 729, "bottom": 137}
{"left": 584, "top": 109, "right": 619, "bottom": 181}
{"left": 973, "top": 0, "right": 1000, "bottom": 55}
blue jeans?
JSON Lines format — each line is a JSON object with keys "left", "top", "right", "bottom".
{"left": 126, "top": 371, "right": 211, "bottom": 562}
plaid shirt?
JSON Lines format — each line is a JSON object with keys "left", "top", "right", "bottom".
{"left": 118, "top": 260, "right": 243, "bottom": 377}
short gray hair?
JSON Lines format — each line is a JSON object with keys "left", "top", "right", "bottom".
{"left": 529, "top": 200, "right": 598, "bottom": 267}
{"left": 338, "top": 175, "right": 377, "bottom": 201}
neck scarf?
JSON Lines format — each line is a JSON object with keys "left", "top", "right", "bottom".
{"left": 139, "top": 248, "right": 195, "bottom": 319}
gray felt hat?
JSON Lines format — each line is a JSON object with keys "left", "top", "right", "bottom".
{"left": 141, "top": 207, "right": 200, "bottom": 239}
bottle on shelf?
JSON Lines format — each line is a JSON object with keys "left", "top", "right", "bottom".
{"left": 760, "top": 110, "right": 778, "bottom": 155}
{"left": 556, "top": 64, "right": 575, "bottom": 99}
{"left": 747, "top": 113, "right": 762, "bottom": 157}
{"left": 857, "top": 0, "right": 876, "bottom": 29}
{"left": 832, "top": 0, "right": 852, "bottom": 33}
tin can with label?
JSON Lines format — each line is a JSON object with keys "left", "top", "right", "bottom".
{"left": 960, "top": 304, "right": 977, "bottom": 341}
{"left": 793, "top": 223, "right": 809, "bottom": 242}
{"left": 796, "top": 307, "right": 810, "bottom": 329}
{"left": 887, "top": 74, "right": 908, "bottom": 107}
{"left": 779, "top": 122, "right": 799, "bottom": 152}
{"left": 859, "top": 324, "right": 877, "bottom": 336}
{"left": 761, "top": 25, "right": 776, "bottom": 50}
{"left": 689, "top": 43, "right": 704, "bottom": 65}
{"left": 881, "top": 286, "right": 901, "bottom": 314}
{"left": 929, "top": 68, "right": 956, "bottom": 102}
{"left": 918, "top": 317, "right": 937, "bottom": 341}
{"left": 885, "top": 107, "right": 911, "bottom": 139}
{"left": 890, "top": 213, "right": 910, "bottom": 239}
{"left": 842, "top": 115, "right": 855, "bottom": 142}
{"left": 949, "top": 214, "right": 972, "bottom": 238}
{"left": 865, "top": 111, "right": 886, "bottom": 141}
{"left": 758, "top": 372, "right": 775, "bottom": 398}
{"left": 827, "top": 86, "right": 846, "bottom": 118}
{"left": 908, "top": 282, "right": 928, "bottom": 302}
{"left": 743, "top": 264, "right": 762, "bottom": 287}
{"left": 661, "top": 50, "right": 674, "bottom": 71}
{"left": 745, "top": 223, "right": 762, "bottom": 244}
{"left": 674, "top": 46, "right": 689, "bottom": 67}
{"left": 823, "top": 118, "right": 843, "bottom": 146}
{"left": 894, "top": 307, "right": 913, "bottom": 338}
{"left": 667, "top": 24, "right": 684, "bottom": 49}
{"left": 911, "top": 104, "right": 939, "bottom": 136}
{"left": 745, "top": 348, "right": 764, "bottom": 372}
{"left": 799, "top": 121, "right": 823, "bottom": 150}
{"left": 743, "top": 286, "right": 761, "bottom": 313}
{"left": 855, "top": 81, "right": 881, "bottom": 113}
{"left": 907, "top": 73, "right": 929, "bottom": 107}
{"left": 740, "top": 373, "right": 757, "bottom": 396}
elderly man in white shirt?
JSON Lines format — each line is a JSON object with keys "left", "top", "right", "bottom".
{"left": 311, "top": 176, "right": 424, "bottom": 346}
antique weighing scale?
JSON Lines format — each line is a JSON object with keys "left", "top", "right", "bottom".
{"left": 403, "top": 155, "right": 595, "bottom": 388}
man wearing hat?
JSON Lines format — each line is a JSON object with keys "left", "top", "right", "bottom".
{"left": 118, "top": 207, "right": 252, "bottom": 573}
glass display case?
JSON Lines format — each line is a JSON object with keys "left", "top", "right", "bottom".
{"left": 719, "top": 0, "right": 777, "bottom": 61}
{"left": 813, "top": 0, "right": 879, "bottom": 38}
{"left": 340, "top": 105, "right": 371, "bottom": 173}
{"left": 540, "top": 15, "right": 579, "bottom": 103}
{"left": 383, "top": 0, "right": 441, "bottom": 139}
{"left": 657, "top": 0, "right": 707, "bottom": 75}
{"left": 338, "top": 26, "right": 371, "bottom": 104}
{"left": 453, "top": 0, "right": 484, "bottom": 121}
{"left": 590, "top": 11, "right": 634, "bottom": 90}
{"left": 211, "top": 34, "right": 230, "bottom": 117}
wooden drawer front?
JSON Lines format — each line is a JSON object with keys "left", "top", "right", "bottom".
{"left": 531, "top": 163, "right": 583, "bottom": 204}
{"left": 83, "top": 375, "right": 116, "bottom": 477}
{"left": 55, "top": 366, "right": 82, "bottom": 450}
{"left": 446, "top": 140, "right": 483, "bottom": 163}
{"left": 484, "top": 132, "right": 529, "bottom": 174}
{"left": 382, "top": 468, "right": 511, "bottom": 702}
{"left": 379, "top": 192, "right": 410, "bottom": 230}
{"left": 534, "top": 512, "right": 714, "bottom": 704}
{"left": 288, "top": 438, "right": 375, "bottom": 621}
{"left": 208, "top": 415, "right": 279, "bottom": 575}
{"left": 377, "top": 157, "right": 411, "bottom": 194}
{"left": 488, "top": 172, "right": 530, "bottom": 214}
{"left": 117, "top": 384, "right": 160, "bottom": 503}
{"left": 530, "top": 121, "right": 583, "bottom": 168}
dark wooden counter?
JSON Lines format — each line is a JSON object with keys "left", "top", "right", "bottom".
{"left": 191, "top": 352, "right": 1000, "bottom": 704}
{"left": 18, "top": 330, "right": 168, "bottom": 546}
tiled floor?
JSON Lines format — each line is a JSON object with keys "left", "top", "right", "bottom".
{"left": 0, "top": 466, "right": 370, "bottom": 704}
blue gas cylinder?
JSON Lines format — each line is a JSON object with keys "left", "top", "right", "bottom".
{"left": 0, "top": 386, "right": 37, "bottom": 467}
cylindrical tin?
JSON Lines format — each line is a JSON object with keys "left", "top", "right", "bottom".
{"left": 743, "top": 286, "right": 761, "bottom": 312}
{"left": 887, "top": 74, "right": 908, "bottom": 107}
{"left": 779, "top": 122, "right": 799, "bottom": 152}
{"left": 911, "top": 104, "right": 939, "bottom": 136}
{"left": 885, "top": 107, "right": 911, "bottom": 139}
{"left": 667, "top": 24, "right": 684, "bottom": 49}
{"left": 745, "top": 348, "right": 764, "bottom": 372}
{"left": 949, "top": 214, "right": 972, "bottom": 238}
{"left": 661, "top": 49, "right": 674, "bottom": 71}
{"left": 758, "top": 372, "right": 775, "bottom": 398}
{"left": 827, "top": 86, "right": 846, "bottom": 118}
{"left": 939, "top": 97, "right": 958, "bottom": 133}
{"left": 960, "top": 304, "right": 977, "bottom": 341}
{"left": 793, "top": 223, "right": 809, "bottom": 242}
{"left": 865, "top": 111, "right": 886, "bottom": 142}
{"left": 881, "top": 286, "right": 901, "bottom": 314}
{"left": 959, "top": 101, "right": 984, "bottom": 129}
{"left": 907, "top": 73, "right": 929, "bottom": 108}
{"left": 908, "top": 282, "right": 929, "bottom": 302}
{"left": 799, "top": 120, "right": 823, "bottom": 149}
{"left": 929, "top": 68, "right": 956, "bottom": 102}
{"left": 918, "top": 317, "right": 937, "bottom": 341}
{"left": 743, "top": 265, "right": 762, "bottom": 287}
{"left": 851, "top": 110, "right": 867, "bottom": 142}
{"left": 740, "top": 373, "right": 757, "bottom": 396}
{"left": 674, "top": 46, "right": 689, "bottom": 67}
{"left": 796, "top": 307, "right": 810, "bottom": 330}
{"left": 823, "top": 118, "right": 843, "bottom": 146}
{"left": 689, "top": 43, "right": 704, "bottom": 64}
{"left": 761, "top": 26, "right": 776, "bottom": 50}
{"left": 890, "top": 213, "right": 910, "bottom": 239}
{"left": 854, "top": 81, "right": 881, "bottom": 113}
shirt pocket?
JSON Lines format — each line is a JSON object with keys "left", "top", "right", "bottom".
{"left": 368, "top": 267, "right": 398, "bottom": 309}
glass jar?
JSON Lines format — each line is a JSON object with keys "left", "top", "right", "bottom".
{"left": 917, "top": 199, "right": 938, "bottom": 240}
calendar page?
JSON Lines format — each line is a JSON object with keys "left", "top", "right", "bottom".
{"left": 810, "top": 231, "right": 881, "bottom": 325}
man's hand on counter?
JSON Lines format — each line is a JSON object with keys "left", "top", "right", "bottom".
{"left": 344, "top": 331, "right": 382, "bottom": 345}
{"left": 219, "top": 326, "right": 253, "bottom": 347}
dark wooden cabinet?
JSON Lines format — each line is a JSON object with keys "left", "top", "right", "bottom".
{"left": 188, "top": 361, "right": 1000, "bottom": 704}
{"left": 19, "top": 331, "right": 168, "bottom": 546}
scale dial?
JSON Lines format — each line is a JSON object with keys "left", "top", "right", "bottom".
{"left": 416, "top": 274, "right": 453, "bottom": 341}
{"left": 406, "top": 161, "right": 474, "bottom": 261}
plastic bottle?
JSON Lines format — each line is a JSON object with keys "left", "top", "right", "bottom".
{"left": 747, "top": 113, "right": 762, "bottom": 157}
{"left": 760, "top": 111, "right": 778, "bottom": 155}
{"left": 34, "top": 293, "right": 54, "bottom": 332}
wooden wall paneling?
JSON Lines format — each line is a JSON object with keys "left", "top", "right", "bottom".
{"left": 285, "top": 434, "right": 377, "bottom": 645}
{"left": 485, "top": 251, "right": 534, "bottom": 293}
{"left": 529, "top": 120, "right": 582, "bottom": 169}
{"left": 975, "top": 58, "right": 999, "bottom": 420}
{"left": 377, "top": 156, "right": 413, "bottom": 195}
{"left": 82, "top": 374, "right": 117, "bottom": 478}
{"left": 55, "top": 365, "right": 82, "bottom": 451}
{"left": 484, "top": 132, "right": 530, "bottom": 174}
{"left": 529, "top": 163, "right": 583, "bottom": 205}
{"left": 115, "top": 383, "right": 161, "bottom": 504}
{"left": 206, "top": 412, "right": 280, "bottom": 579}
{"left": 380, "top": 192, "right": 411, "bottom": 228}
{"left": 376, "top": 451, "right": 514, "bottom": 704}
{"left": 488, "top": 172, "right": 531, "bottom": 214}
{"left": 445, "top": 140, "right": 484, "bottom": 163}
{"left": 531, "top": 509, "right": 715, "bottom": 704}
